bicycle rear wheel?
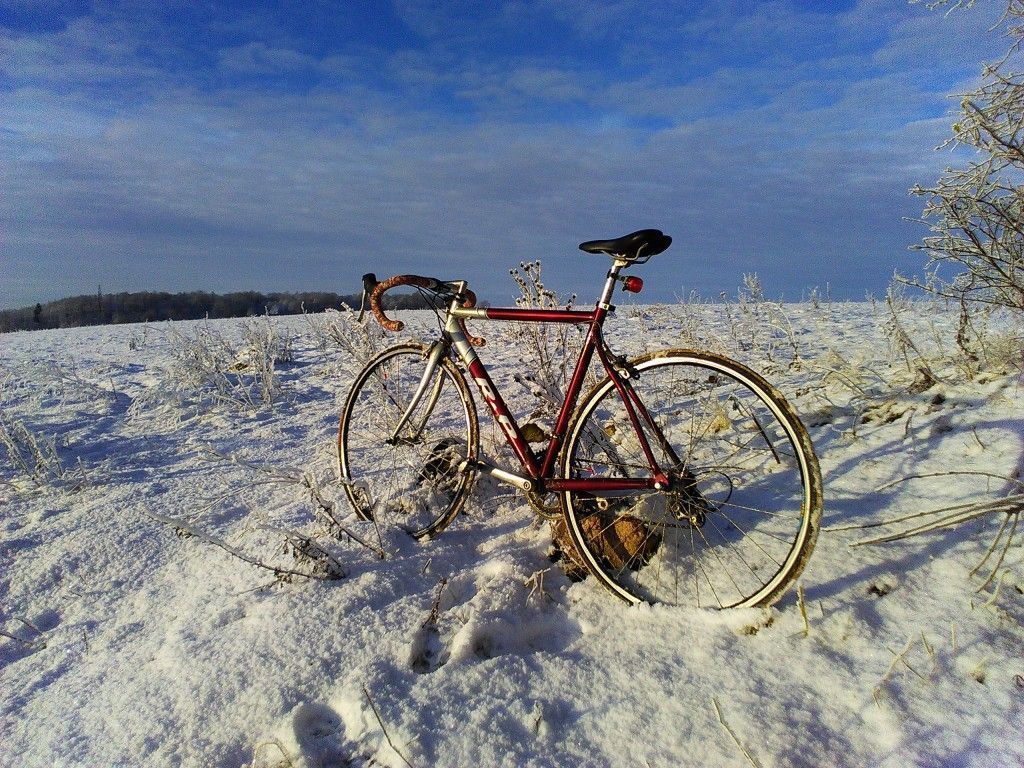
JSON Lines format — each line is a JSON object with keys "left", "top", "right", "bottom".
{"left": 560, "top": 350, "right": 821, "bottom": 608}
{"left": 339, "top": 343, "right": 478, "bottom": 539}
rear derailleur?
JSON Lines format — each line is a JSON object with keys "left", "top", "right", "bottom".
{"left": 667, "top": 469, "right": 714, "bottom": 529}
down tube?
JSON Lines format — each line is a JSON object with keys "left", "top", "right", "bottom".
{"left": 463, "top": 357, "right": 541, "bottom": 477}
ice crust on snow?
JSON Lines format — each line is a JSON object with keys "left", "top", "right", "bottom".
{"left": 1, "top": 302, "right": 1023, "bottom": 767}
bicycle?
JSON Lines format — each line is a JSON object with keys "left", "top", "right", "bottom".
{"left": 338, "top": 229, "right": 822, "bottom": 609}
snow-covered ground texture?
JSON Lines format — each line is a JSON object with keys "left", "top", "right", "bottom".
{"left": 2, "top": 297, "right": 1023, "bottom": 768}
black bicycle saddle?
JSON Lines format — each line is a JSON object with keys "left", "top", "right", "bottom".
{"left": 578, "top": 229, "right": 672, "bottom": 263}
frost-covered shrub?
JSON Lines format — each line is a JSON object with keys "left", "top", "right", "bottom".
{"left": 135, "top": 317, "right": 290, "bottom": 415}
{"left": 505, "top": 261, "right": 582, "bottom": 429}
{"left": 907, "top": 2, "right": 1024, "bottom": 316}
{"left": 0, "top": 416, "right": 87, "bottom": 491}
{"left": 239, "top": 318, "right": 294, "bottom": 405}
{"left": 666, "top": 279, "right": 802, "bottom": 371}
{"left": 729, "top": 273, "right": 802, "bottom": 368}
{"left": 883, "top": 285, "right": 939, "bottom": 390}
{"left": 304, "top": 307, "right": 384, "bottom": 371}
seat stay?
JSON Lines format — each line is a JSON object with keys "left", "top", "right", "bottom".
{"left": 619, "top": 364, "right": 684, "bottom": 469}
{"left": 592, "top": 341, "right": 671, "bottom": 485}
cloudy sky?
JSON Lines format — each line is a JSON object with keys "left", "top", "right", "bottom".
{"left": 0, "top": 0, "right": 1010, "bottom": 308}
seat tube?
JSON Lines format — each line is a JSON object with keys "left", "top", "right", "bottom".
{"left": 537, "top": 259, "right": 626, "bottom": 477}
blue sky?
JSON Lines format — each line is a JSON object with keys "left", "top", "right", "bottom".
{"left": 0, "top": 0, "right": 1010, "bottom": 308}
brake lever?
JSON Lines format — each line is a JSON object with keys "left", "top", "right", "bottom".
{"left": 357, "top": 273, "right": 378, "bottom": 322}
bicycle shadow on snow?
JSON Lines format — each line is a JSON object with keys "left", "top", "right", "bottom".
{"left": 799, "top": 413, "right": 1024, "bottom": 610}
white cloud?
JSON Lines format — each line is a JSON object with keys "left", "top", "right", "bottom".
{"left": 0, "top": 0, "right": 1013, "bottom": 307}
{"left": 218, "top": 42, "right": 318, "bottom": 74}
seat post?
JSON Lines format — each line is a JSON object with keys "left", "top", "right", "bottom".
{"left": 597, "top": 259, "right": 628, "bottom": 310}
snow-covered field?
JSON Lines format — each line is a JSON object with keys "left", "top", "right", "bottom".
{"left": 2, "top": 300, "right": 1022, "bottom": 768}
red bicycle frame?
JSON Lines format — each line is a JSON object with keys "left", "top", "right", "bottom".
{"left": 444, "top": 262, "right": 673, "bottom": 496}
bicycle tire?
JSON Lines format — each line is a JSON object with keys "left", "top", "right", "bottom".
{"left": 338, "top": 343, "right": 479, "bottom": 539}
{"left": 559, "top": 349, "right": 821, "bottom": 608}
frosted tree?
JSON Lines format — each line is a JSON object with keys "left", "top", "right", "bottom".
{"left": 907, "top": 1, "right": 1024, "bottom": 313}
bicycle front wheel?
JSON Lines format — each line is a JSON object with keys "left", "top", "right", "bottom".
{"left": 339, "top": 343, "right": 478, "bottom": 539}
{"left": 560, "top": 350, "right": 821, "bottom": 608}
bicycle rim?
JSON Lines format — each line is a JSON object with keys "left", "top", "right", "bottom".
{"left": 339, "top": 343, "right": 478, "bottom": 539}
{"left": 560, "top": 350, "right": 821, "bottom": 608}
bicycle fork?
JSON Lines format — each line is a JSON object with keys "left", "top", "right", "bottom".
{"left": 387, "top": 339, "right": 448, "bottom": 445}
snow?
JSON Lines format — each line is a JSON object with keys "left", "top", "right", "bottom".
{"left": 1, "top": 301, "right": 1023, "bottom": 768}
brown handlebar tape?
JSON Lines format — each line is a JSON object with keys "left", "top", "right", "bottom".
{"left": 369, "top": 275, "right": 485, "bottom": 346}
{"left": 369, "top": 275, "right": 434, "bottom": 332}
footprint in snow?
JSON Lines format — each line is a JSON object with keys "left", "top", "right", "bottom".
{"left": 291, "top": 701, "right": 353, "bottom": 768}
{"left": 408, "top": 569, "right": 582, "bottom": 673}
{"left": 409, "top": 621, "right": 447, "bottom": 674}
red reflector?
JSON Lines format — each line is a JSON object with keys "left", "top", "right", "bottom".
{"left": 623, "top": 276, "right": 644, "bottom": 293}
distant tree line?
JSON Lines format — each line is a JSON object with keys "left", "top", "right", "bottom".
{"left": 0, "top": 288, "right": 432, "bottom": 333}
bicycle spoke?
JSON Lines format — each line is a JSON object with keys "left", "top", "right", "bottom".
{"left": 690, "top": 516, "right": 745, "bottom": 602}
{"left": 689, "top": 525, "right": 702, "bottom": 608}
{"left": 711, "top": 507, "right": 786, "bottom": 568}
{"left": 712, "top": 498, "right": 804, "bottom": 522}
{"left": 704, "top": 513, "right": 774, "bottom": 595}
{"left": 563, "top": 352, "right": 819, "bottom": 609}
{"left": 340, "top": 345, "right": 478, "bottom": 539}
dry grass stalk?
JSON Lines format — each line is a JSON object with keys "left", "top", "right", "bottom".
{"left": 146, "top": 509, "right": 344, "bottom": 582}
{"left": 797, "top": 583, "right": 810, "bottom": 637}
{"left": 249, "top": 738, "right": 297, "bottom": 768}
{"left": 362, "top": 684, "right": 415, "bottom": 768}
{"left": 711, "top": 697, "right": 762, "bottom": 768}
{"left": 202, "top": 445, "right": 387, "bottom": 559}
